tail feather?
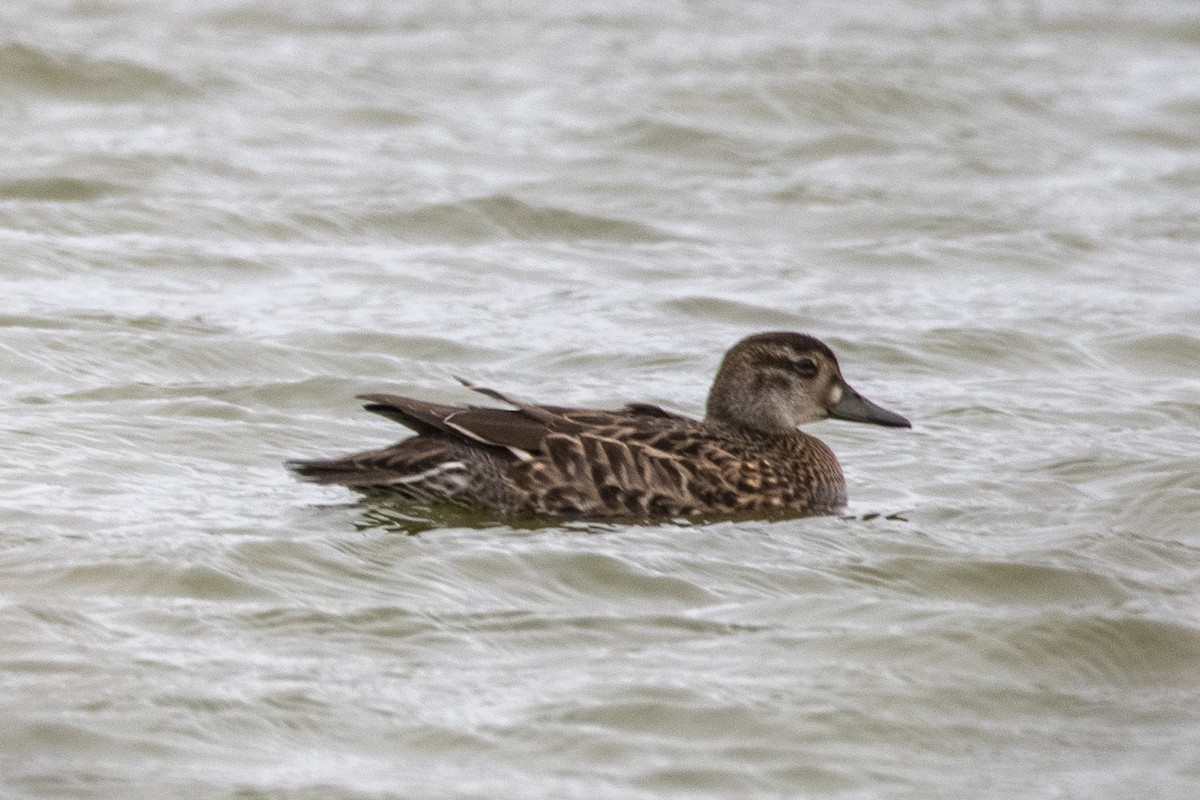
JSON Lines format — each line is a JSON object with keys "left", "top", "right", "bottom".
{"left": 288, "top": 434, "right": 515, "bottom": 508}
{"left": 287, "top": 458, "right": 398, "bottom": 486}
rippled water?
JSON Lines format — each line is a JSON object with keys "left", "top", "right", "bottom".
{"left": 4, "top": 1, "right": 1200, "bottom": 797}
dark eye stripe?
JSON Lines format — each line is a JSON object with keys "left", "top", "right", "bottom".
{"left": 759, "top": 353, "right": 818, "bottom": 376}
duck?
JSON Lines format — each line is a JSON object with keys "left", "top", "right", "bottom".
{"left": 288, "top": 332, "right": 911, "bottom": 519}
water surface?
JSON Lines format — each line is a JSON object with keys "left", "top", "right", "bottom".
{"left": 3, "top": 1, "right": 1200, "bottom": 798}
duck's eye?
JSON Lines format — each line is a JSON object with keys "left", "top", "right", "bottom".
{"left": 795, "top": 358, "right": 818, "bottom": 378}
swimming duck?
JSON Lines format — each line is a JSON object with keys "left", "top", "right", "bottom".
{"left": 289, "top": 332, "right": 910, "bottom": 519}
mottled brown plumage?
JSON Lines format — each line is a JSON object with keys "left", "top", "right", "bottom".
{"left": 289, "top": 332, "right": 911, "bottom": 519}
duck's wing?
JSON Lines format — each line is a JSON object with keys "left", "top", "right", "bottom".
{"left": 356, "top": 391, "right": 604, "bottom": 456}
{"left": 360, "top": 382, "right": 693, "bottom": 456}
{"left": 454, "top": 378, "right": 690, "bottom": 425}
{"left": 357, "top": 393, "right": 547, "bottom": 453}
{"left": 287, "top": 436, "right": 471, "bottom": 489}
{"left": 357, "top": 395, "right": 469, "bottom": 434}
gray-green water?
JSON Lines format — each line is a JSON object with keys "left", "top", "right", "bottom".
{"left": 3, "top": 2, "right": 1200, "bottom": 797}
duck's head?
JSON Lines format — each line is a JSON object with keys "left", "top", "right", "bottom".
{"left": 705, "top": 332, "right": 911, "bottom": 434}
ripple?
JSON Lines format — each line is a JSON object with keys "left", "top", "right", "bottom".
{"left": 836, "top": 556, "right": 1129, "bottom": 607}
{"left": 988, "top": 614, "right": 1200, "bottom": 688}
{"left": 361, "top": 194, "right": 674, "bottom": 244}
{"left": 525, "top": 550, "right": 713, "bottom": 605}
{"left": 287, "top": 331, "right": 496, "bottom": 364}
{"left": 918, "top": 327, "right": 1091, "bottom": 374}
{"left": 548, "top": 687, "right": 791, "bottom": 741}
{"left": 0, "top": 42, "right": 195, "bottom": 100}
{"left": 0, "top": 177, "right": 128, "bottom": 203}
{"left": 235, "top": 605, "right": 432, "bottom": 642}
{"left": 53, "top": 560, "right": 272, "bottom": 602}
{"left": 616, "top": 119, "right": 769, "bottom": 164}
{"left": 661, "top": 295, "right": 806, "bottom": 326}
{"left": 1100, "top": 331, "right": 1200, "bottom": 375}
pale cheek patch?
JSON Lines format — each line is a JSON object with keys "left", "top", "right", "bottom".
{"left": 828, "top": 384, "right": 844, "bottom": 406}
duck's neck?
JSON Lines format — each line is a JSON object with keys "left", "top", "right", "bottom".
{"left": 705, "top": 382, "right": 797, "bottom": 435}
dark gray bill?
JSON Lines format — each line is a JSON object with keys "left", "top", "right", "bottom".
{"left": 829, "top": 383, "right": 911, "bottom": 428}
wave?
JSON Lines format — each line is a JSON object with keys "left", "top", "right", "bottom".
{"left": 0, "top": 42, "right": 195, "bottom": 101}
{"left": 0, "top": 176, "right": 127, "bottom": 203}
{"left": 362, "top": 194, "right": 675, "bottom": 244}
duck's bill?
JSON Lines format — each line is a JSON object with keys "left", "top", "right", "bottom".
{"left": 829, "top": 384, "right": 911, "bottom": 428}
